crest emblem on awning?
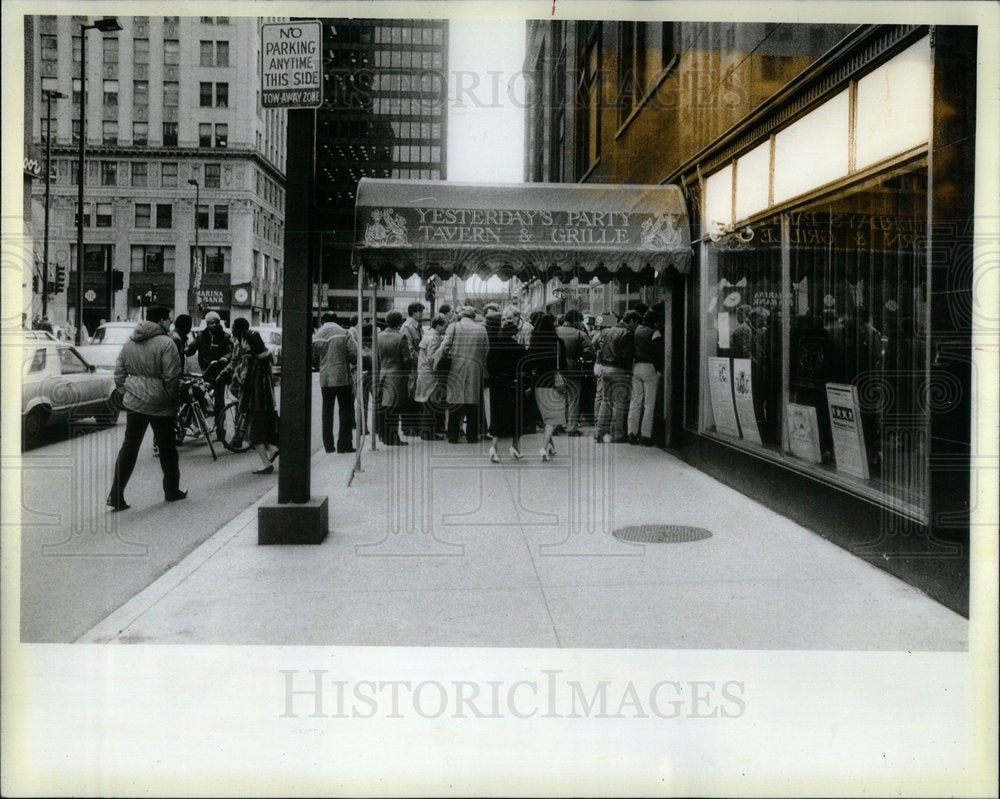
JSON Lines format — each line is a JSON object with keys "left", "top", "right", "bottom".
{"left": 364, "top": 208, "right": 408, "bottom": 247}
{"left": 640, "top": 213, "right": 682, "bottom": 250}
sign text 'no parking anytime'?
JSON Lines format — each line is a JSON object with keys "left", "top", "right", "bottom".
{"left": 261, "top": 20, "right": 323, "bottom": 109}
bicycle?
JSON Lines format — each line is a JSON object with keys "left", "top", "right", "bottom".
{"left": 174, "top": 376, "right": 218, "bottom": 460}
{"left": 216, "top": 384, "right": 252, "bottom": 453}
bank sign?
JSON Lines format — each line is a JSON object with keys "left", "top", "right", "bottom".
{"left": 261, "top": 21, "right": 323, "bottom": 108}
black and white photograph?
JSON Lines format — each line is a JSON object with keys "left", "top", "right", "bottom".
{"left": 2, "top": 0, "right": 997, "bottom": 795}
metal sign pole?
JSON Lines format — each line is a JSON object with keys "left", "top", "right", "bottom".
{"left": 370, "top": 280, "right": 380, "bottom": 451}
{"left": 257, "top": 105, "right": 327, "bottom": 543}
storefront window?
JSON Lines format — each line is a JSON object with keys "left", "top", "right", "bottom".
{"left": 702, "top": 217, "right": 784, "bottom": 452}
{"left": 788, "top": 166, "right": 928, "bottom": 505}
{"left": 700, "top": 162, "right": 929, "bottom": 510}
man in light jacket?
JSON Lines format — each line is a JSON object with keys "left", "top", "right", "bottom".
{"left": 106, "top": 305, "right": 185, "bottom": 511}
{"left": 313, "top": 312, "right": 358, "bottom": 453}
{"left": 435, "top": 305, "right": 489, "bottom": 443}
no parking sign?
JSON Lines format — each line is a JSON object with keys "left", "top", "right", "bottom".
{"left": 261, "top": 20, "right": 323, "bottom": 108}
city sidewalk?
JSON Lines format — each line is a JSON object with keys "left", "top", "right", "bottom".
{"left": 79, "top": 433, "right": 967, "bottom": 649}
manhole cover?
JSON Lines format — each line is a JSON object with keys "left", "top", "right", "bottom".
{"left": 612, "top": 525, "right": 713, "bottom": 543}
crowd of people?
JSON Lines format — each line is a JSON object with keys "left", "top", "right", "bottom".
{"left": 103, "top": 297, "right": 665, "bottom": 511}
{"left": 312, "top": 298, "right": 667, "bottom": 464}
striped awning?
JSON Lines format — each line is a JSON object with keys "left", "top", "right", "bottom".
{"left": 353, "top": 178, "right": 691, "bottom": 284}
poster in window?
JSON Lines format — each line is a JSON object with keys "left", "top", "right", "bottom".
{"left": 732, "top": 358, "right": 761, "bottom": 444}
{"left": 825, "top": 383, "right": 870, "bottom": 479}
{"left": 785, "top": 403, "right": 822, "bottom": 464}
{"left": 707, "top": 356, "right": 740, "bottom": 438}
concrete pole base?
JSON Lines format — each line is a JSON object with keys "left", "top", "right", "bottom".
{"left": 258, "top": 497, "right": 329, "bottom": 545}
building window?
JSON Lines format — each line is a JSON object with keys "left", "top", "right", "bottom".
{"left": 215, "top": 83, "right": 228, "bottom": 107}
{"left": 161, "top": 162, "right": 178, "bottom": 186}
{"left": 132, "top": 122, "right": 148, "bottom": 145}
{"left": 659, "top": 22, "right": 676, "bottom": 68}
{"left": 133, "top": 80, "right": 149, "bottom": 106}
{"left": 214, "top": 123, "right": 228, "bottom": 148}
{"left": 133, "top": 38, "right": 149, "bottom": 65}
{"left": 103, "top": 37, "right": 118, "bottom": 64}
{"left": 213, "top": 204, "right": 228, "bottom": 230}
{"left": 618, "top": 22, "right": 647, "bottom": 123}
{"left": 41, "top": 35, "right": 58, "bottom": 61}
{"left": 76, "top": 202, "right": 92, "bottom": 227}
{"left": 72, "top": 78, "right": 83, "bottom": 107}
{"left": 199, "top": 123, "right": 212, "bottom": 147}
{"left": 216, "top": 41, "right": 229, "bottom": 67}
{"left": 205, "top": 163, "right": 221, "bottom": 188}
{"left": 200, "top": 41, "right": 214, "bottom": 66}
{"left": 131, "top": 245, "right": 174, "bottom": 274}
{"left": 102, "top": 120, "right": 118, "bottom": 144}
{"left": 162, "top": 122, "right": 178, "bottom": 146}
{"left": 155, "top": 204, "right": 173, "bottom": 229}
{"left": 203, "top": 247, "right": 228, "bottom": 274}
{"left": 576, "top": 24, "right": 602, "bottom": 174}
{"left": 163, "top": 81, "right": 179, "bottom": 107}
{"left": 132, "top": 162, "right": 148, "bottom": 187}
{"left": 200, "top": 82, "right": 212, "bottom": 107}
{"left": 72, "top": 36, "right": 81, "bottom": 64}
{"left": 216, "top": 17, "right": 229, "bottom": 25}
{"left": 164, "top": 39, "right": 179, "bottom": 65}
{"left": 103, "top": 79, "right": 119, "bottom": 109}
{"left": 197, "top": 204, "right": 210, "bottom": 229}
{"left": 201, "top": 16, "right": 214, "bottom": 24}
{"left": 100, "top": 161, "right": 117, "bottom": 186}
{"left": 135, "top": 203, "right": 151, "bottom": 228}
{"left": 95, "top": 202, "right": 113, "bottom": 227}
{"left": 700, "top": 163, "right": 930, "bottom": 510}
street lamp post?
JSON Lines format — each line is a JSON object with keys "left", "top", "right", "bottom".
{"left": 188, "top": 178, "right": 200, "bottom": 319}
{"left": 74, "top": 17, "right": 121, "bottom": 345}
{"left": 41, "top": 89, "right": 67, "bottom": 321}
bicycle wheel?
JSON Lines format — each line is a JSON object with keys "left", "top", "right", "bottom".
{"left": 218, "top": 400, "right": 252, "bottom": 453}
{"left": 192, "top": 403, "right": 218, "bottom": 461}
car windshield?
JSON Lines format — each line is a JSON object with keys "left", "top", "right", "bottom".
{"left": 91, "top": 326, "right": 133, "bottom": 344}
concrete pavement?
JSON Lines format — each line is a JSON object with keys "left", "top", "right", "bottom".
{"left": 79, "top": 431, "right": 967, "bottom": 649}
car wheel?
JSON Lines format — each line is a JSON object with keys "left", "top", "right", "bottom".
{"left": 22, "top": 407, "right": 47, "bottom": 449}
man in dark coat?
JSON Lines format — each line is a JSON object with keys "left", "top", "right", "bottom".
{"left": 187, "top": 310, "right": 233, "bottom": 433}
{"left": 376, "top": 310, "right": 413, "bottom": 445}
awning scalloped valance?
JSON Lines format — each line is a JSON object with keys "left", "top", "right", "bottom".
{"left": 352, "top": 178, "right": 691, "bottom": 285}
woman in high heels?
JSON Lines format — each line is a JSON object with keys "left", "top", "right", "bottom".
{"left": 485, "top": 312, "right": 527, "bottom": 463}
{"left": 522, "top": 313, "right": 567, "bottom": 462}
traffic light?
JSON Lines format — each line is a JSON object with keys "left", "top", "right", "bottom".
{"left": 112, "top": 269, "right": 124, "bottom": 291}
{"left": 424, "top": 276, "right": 437, "bottom": 303}
{"left": 54, "top": 265, "right": 66, "bottom": 294}
{"left": 32, "top": 274, "right": 39, "bottom": 293}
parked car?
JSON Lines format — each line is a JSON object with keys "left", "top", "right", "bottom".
{"left": 76, "top": 321, "right": 137, "bottom": 371}
{"left": 19, "top": 334, "right": 120, "bottom": 449}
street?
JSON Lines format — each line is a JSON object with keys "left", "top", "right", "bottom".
{"left": 19, "top": 374, "right": 327, "bottom": 642}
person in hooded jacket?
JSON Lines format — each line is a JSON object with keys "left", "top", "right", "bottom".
{"left": 106, "top": 305, "right": 185, "bottom": 511}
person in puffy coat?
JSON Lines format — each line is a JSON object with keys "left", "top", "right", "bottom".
{"left": 106, "top": 305, "right": 185, "bottom": 510}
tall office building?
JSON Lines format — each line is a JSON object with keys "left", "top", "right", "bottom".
{"left": 315, "top": 18, "right": 448, "bottom": 314}
{"left": 29, "top": 14, "right": 287, "bottom": 331}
